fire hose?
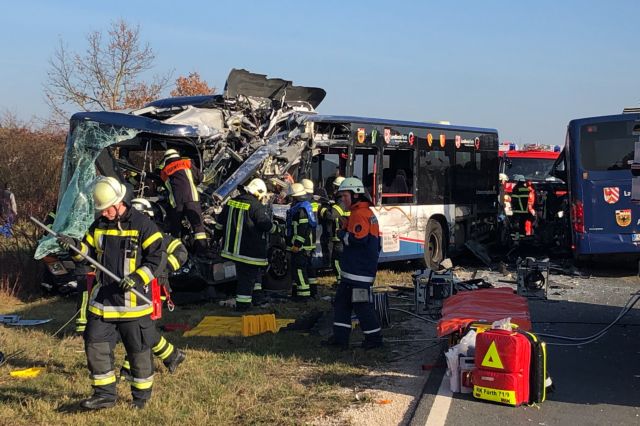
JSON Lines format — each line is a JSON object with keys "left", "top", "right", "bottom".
{"left": 30, "top": 216, "right": 153, "bottom": 305}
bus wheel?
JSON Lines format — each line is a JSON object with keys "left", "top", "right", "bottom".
{"left": 424, "top": 219, "right": 445, "bottom": 270}
{"left": 264, "top": 244, "right": 292, "bottom": 291}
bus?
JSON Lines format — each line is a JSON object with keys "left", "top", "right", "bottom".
{"left": 551, "top": 111, "right": 640, "bottom": 259}
{"left": 301, "top": 115, "right": 500, "bottom": 269}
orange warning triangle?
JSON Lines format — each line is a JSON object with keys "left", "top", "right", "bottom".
{"left": 481, "top": 341, "right": 504, "bottom": 369}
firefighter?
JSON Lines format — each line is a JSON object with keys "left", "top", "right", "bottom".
{"left": 159, "top": 149, "right": 207, "bottom": 252}
{"left": 213, "top": 178, "right": 277, "bottom": 311}
{"left": 285, "top": 183, "right": 317, "bottom": 301}
{"left": 57, "top": 176, "right": 164, "bottom": 410}
{"left": 115, "top": 198, "right": 187, "bottom": 379}
{"left": 301, "top": 178, "right": 319, "bottom": 296}
{"left": 323, "top": 177, "right": 382, "bottom": 350}
{"left": 319, "top": 176, "right": 349, "bottom": 284}
{"left": 510, "top": 175, "right": 536, "bottom": 237}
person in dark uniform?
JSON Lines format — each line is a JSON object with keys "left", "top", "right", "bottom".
{"left": 57, "top": 176, "right": 164, "bottom": 409}
{"left": 213, "top": 178, "right": 277, "bottom": 311}
{"left": 159, "top": 149, "right": 207, "bottom": 252}
{"left": 319, "top": 176, "right": 350, "bottom": 284}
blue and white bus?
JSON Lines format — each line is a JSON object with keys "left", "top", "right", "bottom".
{"left": 303, "top": 115, "right": 500, "bottom": 269}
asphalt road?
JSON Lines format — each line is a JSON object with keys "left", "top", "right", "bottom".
{"left": 411, "top": 261, "right": 640, "bottom": 426}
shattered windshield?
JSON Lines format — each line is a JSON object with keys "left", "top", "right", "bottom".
{"left": 35, "top": 120, "right": 139, "bottom": 259}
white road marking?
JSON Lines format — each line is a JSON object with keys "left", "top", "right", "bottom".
{"left": 424, "top": 374, "right": 453, "bottom": 426}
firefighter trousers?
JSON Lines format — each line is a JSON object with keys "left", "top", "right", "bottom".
{"left": 331, "top": 243, "right": 344, "bottom": 284}
{"left": 291, "top": 251, "right": 311, "bottom": 298}
{"left": 168, "top": 201, "right": 207, "bottom": 246}
{"left": 123, "top": 327, "right": 178, "bottom": 372}
{"left": 84, "top": 314, "right": 154, "bottom": 401}
{"left": 235, "top": 262, "right": 262, "bottom": 307}
{"left": 332, "top": 277, "right": 382, "bottom": 345}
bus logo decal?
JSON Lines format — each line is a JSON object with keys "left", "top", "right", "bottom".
{"left": 475, "top": 137, "right": 480, "bottom": 150}
{"left": 371, "top": 129, "right": 378, "bottom": 143}
{"left": 603, "top": 187, "right": 620, "bottom": 204}
{"left": 455, "top": 135, "right": 461, "bottom": 149}
{"left": 409, "top": 132, "right": 415, "bottom": 146}
{"left": 357, "top": 128, "right": 366, "bottom": 144}
{"left": 615, "top": 209, "right": 631, "bottom": 227}
{"left": 384, "top": 128, "right": 391, "bottom": 144}
{"left": 427, "top": 133, "right": 433, "bottom": 147}
{"left": 440, "top": 134, "right": 446, "bottom": 148}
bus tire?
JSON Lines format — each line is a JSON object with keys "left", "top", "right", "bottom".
{"left": 424, "top": 219, "right": 445, "bottom": 270}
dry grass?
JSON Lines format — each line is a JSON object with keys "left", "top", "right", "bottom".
{"left": 0, "top": 273, "right": 416, "bottom": 426}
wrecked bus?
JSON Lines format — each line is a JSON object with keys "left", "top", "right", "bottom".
{"left": 551, "top": 111, "right": 640, "bottom": 259}
{"left": 35, "top": 69, "right": 500, "bottom": 294}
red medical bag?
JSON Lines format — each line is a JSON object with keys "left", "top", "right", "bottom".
{"left": 472, "top": 329, "right": 531, "bottom": 406}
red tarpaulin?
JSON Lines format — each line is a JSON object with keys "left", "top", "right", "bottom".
{"left": 437, "top": 287, "right": 531, "bottom": 337}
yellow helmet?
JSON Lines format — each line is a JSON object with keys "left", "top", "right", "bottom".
{"left": 301, "top": 178, "right": 314, "bottom": 194}
{"left": 93, "top": 176, "right": 127, "bottom": 210}
{"left": 287, "top": 183, "right": 306, "bottom": 198}
{"left": 245, "top": 178, "right": 268, "bottom": 200}
{"left": 332, "top": 176, "right": 346, "bottom": 187}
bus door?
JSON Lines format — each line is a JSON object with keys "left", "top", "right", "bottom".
{"left": 377, "top": 143, "right": 420, "bottom": 261}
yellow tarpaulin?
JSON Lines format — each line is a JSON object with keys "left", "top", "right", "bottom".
{"left": 9, "top": 367, "right": 42, "bottom": 378}
{"left": 183, "top": 315, "right": 295, "bottom": 337}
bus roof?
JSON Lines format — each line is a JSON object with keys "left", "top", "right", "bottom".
{"left": 569, "top": 112, "right": 640, "bottom": 127}
{"left": 306, "top": 114, "right": 498, "bottom": 134}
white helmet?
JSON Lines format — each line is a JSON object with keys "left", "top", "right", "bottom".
{"left": 498, "top": 173, "right": 509, "bottom": 182}
{"left": 93, "top": 176, "right": 127, "bottom": 210}
{"left": 337, "top": 177, "right": 365, "bottom": 194}
{"left": 332, "top": 176, "right": 346, "bottom": 187}
{"left": 301, "top": 178, "right": 314, "bottom": 194}
{"left": 287, "top": 183, "right": 306, "bottom": 198}
{"left": 159, "top": 148, "right": 180, "bottom": 168}
{"left": 245, "top": 178, "right": 268, "bottom": 200}
{"left": 131, "top": 198, "right": 154, "bottom": 217}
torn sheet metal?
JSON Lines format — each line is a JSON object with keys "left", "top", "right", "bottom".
{"left": 0, "top": 315, "right": 52, "bottom": 326}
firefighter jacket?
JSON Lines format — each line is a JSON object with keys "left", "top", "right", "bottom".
{"left": 511, "top": 183, "right": 536, "bottom": 215}
{"left": 338, "top": 201, "right": 380, "bottom": 282}
{"left": 320, "top": 200, "right": 351, "bottom": 242}
{"left": 72, "top": 208, "right": 164, "bottom": 321}
{"left": 160, "top": 157, "right": 203, "bottom": 207}
{"left": 165, "top": 235, "right": 188, "bottom": 272}
{"left": 286, "top": 200, "right": 317, "bottom": 252}
{"left": 214, "top": 192, "right": 276, "bottom": 266}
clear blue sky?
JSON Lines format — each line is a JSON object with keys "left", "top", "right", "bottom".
{"left": 1, "top": 0, "right": 639, "bottom": 144}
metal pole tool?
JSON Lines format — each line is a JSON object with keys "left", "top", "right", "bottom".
{"left": 30, "top": 216, "right": 153, "bottom": 305}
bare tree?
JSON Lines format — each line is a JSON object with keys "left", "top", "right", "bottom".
{"left": 44, "top": 19, "right": 172, "bottom": 123}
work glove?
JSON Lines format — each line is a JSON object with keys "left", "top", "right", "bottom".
{"left": 119, "top": 275, "right": 137, "bottom": 292}
{"left": 290, "top": 245, "right": 300, "bottom": 253}
{"left": 57, "top": 235, "right": 79, "bottom": 251}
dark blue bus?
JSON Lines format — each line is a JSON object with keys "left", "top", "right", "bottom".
{"left": 553, "top": 112, "right": 640, "bottom": 258}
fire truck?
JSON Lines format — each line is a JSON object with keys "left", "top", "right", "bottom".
{"left": 498, "top": 143, "right": 568, "bottom": 248}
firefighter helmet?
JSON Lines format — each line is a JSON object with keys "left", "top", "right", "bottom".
{"left": 287, "top": 183, "right": 306, "bottom": 198}
{"left": 332, "top": 176, "right": 346, "bottom": 187}
{"left": 93, "top": 177, "right": 127, "bottom": 210}
{"left": 131, "top": 198, "right": 154, "bottom": 217}
{"left": 301, "top": 178, "right": 314, "bottom": 194}
{"left": 337, "top": 177, "right": 365, "bottom": 194}
{"left": 245, "top": 178, "right": 268, "bottom": 201}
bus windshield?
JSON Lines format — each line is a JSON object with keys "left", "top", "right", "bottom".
{"left": 580, "top": 121, "right": 635, "bottom": 171}
{"left": 506, "top": 157, "right": 556, "bottom": 180}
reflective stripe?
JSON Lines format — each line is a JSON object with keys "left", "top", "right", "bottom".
{"left": 91, "top": 371, "right": 116, "bottom": 386}
{"left": 130, "top": 375, "right": 154, "bottom": 390}
{"left": 134, "top": 266, "right": 154, "bottom": 285}
{"left": 293, "top": 236, "right": 305, "bottom": 243}
{"left": 234, "top": 210, "right": 244, "bottom": 255}
{"left": 165, "top": 181, "right": 175, "bottom": 207}
{"left": 236, "top": 294, "right": 252, "bottom": 303}
{"left": 228, "top": 200, "right": 250, "bottom": 210}
{"left": 334, "top": 260, "right": 342, "bottom": 278}
{"left": 298, "top": 218, "right": 309, "bottom": 224}
{"left": 157, "top": 343, "right": 174, "bottom": 360}
{"left": 296, "top": 269, "right": 309, "bottom": 291}
{"left": 168, "top": 255, "right": 180, "bottom": 271}
{"left": 142, "top": 232, "right": 163, "bottom": 249}
{"left": 194, "top": 232, "right": 207, "bottom": 240}
{"left": 334, "top": 322, "right": 352, "bottom": 329}
{"left": 88, "top": 302, "right": 153, "bottom": 319}
{"left": 363, "top": 327, "right": 382, "bottom": 334}
{"left": 214, "top": 223, "right": 224, "bottom": 230}
{"left": 341, "top": 272, "right": 375, "bottom": 283}
{"left": 253, "top": 282, "right": 262, "bottom": 291}
{"left": 152, "top": 337, "right": 167, "bottom": 352}
{"left": 122, "top": 360, "right": 130, "bottom": 370}
{"left": 72, "top": 242, "right": 90, "bottom": 261}
{"left": 85, "top": 233, "right": 95, "bottom": 247}
{"left": 78, "top": 291, "right": 88, "bottom": 323}
{"left": 185, "top": 169, "right": 200, "bottom": 202}
{"left": 221, "top": 252, "right": 268, "bottom": 266}
{"left": 167, "top": 239, "right": 182, "bottom": 253}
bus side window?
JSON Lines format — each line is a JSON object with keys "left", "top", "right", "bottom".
{"left": 381, "top": 148, "right": 415, "bottom": 205}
